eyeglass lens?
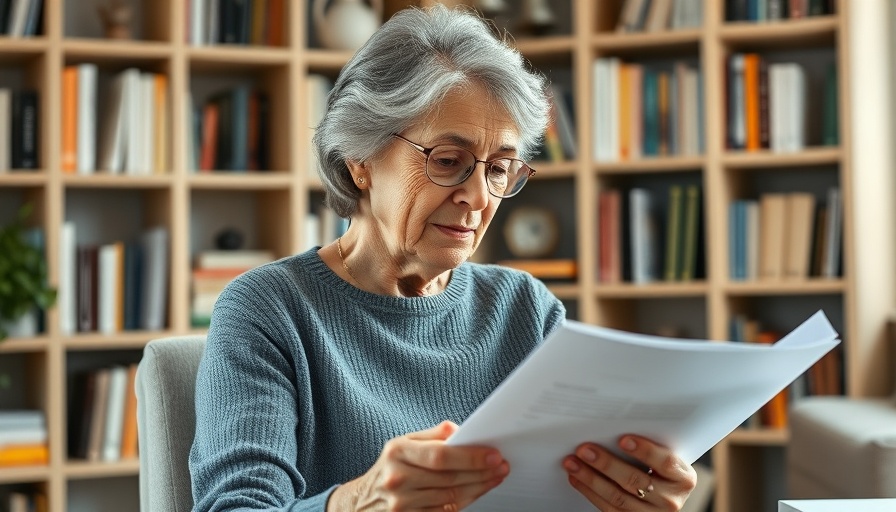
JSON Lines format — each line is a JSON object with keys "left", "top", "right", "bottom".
{"left": 426, "top": 146, "right": 529, "bottom": 197}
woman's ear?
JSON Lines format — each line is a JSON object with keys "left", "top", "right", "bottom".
{"left": 346, "top": 160, "right": 369, "bottom": 189}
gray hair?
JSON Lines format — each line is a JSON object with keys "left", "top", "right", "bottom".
{"left": 313, "top": 4, "right": 550, "bottom": 218}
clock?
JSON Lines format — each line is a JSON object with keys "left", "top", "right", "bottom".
{"left": 503, "top": 205, "right": 560, "bottom": 258}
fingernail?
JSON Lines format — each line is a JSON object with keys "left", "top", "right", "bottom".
{"left": 496, "top": 462, "right": 509, "bottom": 476}
{"left": 622, "top": 438, "right": 637, "bottom": 451}
{"left": 579, "top": 448, "right": 597, "bottom": 462}
{"left": 564, "top": 458, "right": 580, "bottom": 472}
{"left": 486, "top": 453, "right": 502, "bottom": 467}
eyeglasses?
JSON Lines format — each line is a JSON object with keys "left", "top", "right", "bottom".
{"left": 391, "top": 134, "right": 536, "bottom": 198}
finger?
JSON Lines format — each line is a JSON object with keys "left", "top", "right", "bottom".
{"left": 407, "top": 421, "right": 459, "bottom": 441}
{"left": 619, "top": 435, "right": 696, "bottom": 491}
{"left": 396, "top": 475, "right": 506, "bottom": 510}
{"left": 416, "top": 461, "right": 510, "bottom": 489}
{"left": 386, "top": 438, "right": 504, "bottom": 472}
{"left": 566, "top": 443, "right": 654, "bottom": 501}
{"left": 563, "top": 459, "right": 644, "bottom": 512}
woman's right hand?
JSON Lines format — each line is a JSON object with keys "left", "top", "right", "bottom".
{"left": 327, "top": 421, "right": 509, "bottom": 511}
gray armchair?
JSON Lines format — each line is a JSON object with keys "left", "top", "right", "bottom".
{"left": 136, "top": 335, "right": 206, "bottom": 512}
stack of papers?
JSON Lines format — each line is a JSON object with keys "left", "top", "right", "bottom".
{"left": 448, "top": 311, "right": 840, "bottom": 511}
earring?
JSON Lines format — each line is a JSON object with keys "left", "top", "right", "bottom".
{"left": 357, "top": 177, "right": 365, "bottom": 184}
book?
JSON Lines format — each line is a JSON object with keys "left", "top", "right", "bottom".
{"left": 101, "top": 365, "right": 128, "bottom": 461}
{"left": 497, "top": 259, "right": 577, "bottom": 280}
{"left": 86, "top": 367, "right": 111, "bottom": 462}
{"left": 11, "top": 89, "right": 38, "bottom": 169}
{"left": 0, "top": 443, "right": 48, "bottom": 466}
{"left": 140, "top": 226, "right": 169, "bottom": 331}
{"left": 61, "top": 66, "right": 78, "bottom": 173}
{"left": 119, "top": 363, "right": 139, "bottom": 459}
{"left": 194, "top": 249, "right": 275, "bottom": 269}
{"left": 446, "top": 311, "right": 840, "bottom": 511}
{"left": 76, "top": 63, "right": 98, "bottom": 174}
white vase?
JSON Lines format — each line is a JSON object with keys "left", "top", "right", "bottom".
{"left": 313, "top": 0, "right": 384, "bottom": 51}
{"left": 3, "top": 309, "right": 38, "bottom": 339}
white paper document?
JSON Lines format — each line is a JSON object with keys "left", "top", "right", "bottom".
{"left": 447, "top": 310, "right": 840, "bottom": 511}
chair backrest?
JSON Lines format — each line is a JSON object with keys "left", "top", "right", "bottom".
{"left": 136, "top": 335, "right": 206, "bottom": 512}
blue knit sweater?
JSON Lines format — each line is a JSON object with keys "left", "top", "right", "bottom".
{"left": 189, "top": 248, "right": 566, "bottom": 511}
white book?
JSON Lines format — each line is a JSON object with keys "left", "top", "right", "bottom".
{"left": 7, "top": 0, "right": 30, "bottom": 36}
{"left": 141, "top": 73, "right": 156, "bottom": 174}
{"left": 0, "top": 409, "right": 45, "bottom": 430}
{"left": 607, "top": 57, "right": 620, "bottom": 161}
{"left": 769, "top": 64, "right": 785, "bottom": 152}
{"left": 76, "top": 64, "right": 98, "bottom": 174}
{"left": 124, "top": 69, "right": 142, "bottom": 174}
{"left": 97, "top": 243, "right": 121, "bottom": 334}
{"left": 140, "top": 226, "right": 169, "bottom": 330}
{"left": 190, "top": 0, "right": 207, "bottom": 45}
{"left": 101, "top": 365, "right": 128, "bottom": 461}
{"left": 629, "top": 188, "right": 655, "bottom": 284}
{"left": 59, "top": 221, "right": 77, "bottom": 335}
{"left": 0, "top": 88, "right": 9, "bottom": 171}
{"left": 98, "top": 69, "right": 132, "bottom": 173}
{"left": 729, "top": 54, "right": 746, "bottom": 149}
{"left": 195, "top": 250, "right": 275, "bottom": 269}
{"left": 0, "top": 428, "right": 47, "bottom": 447}
{"left": 790, "top": 63, "right": 807, "bottom": 152}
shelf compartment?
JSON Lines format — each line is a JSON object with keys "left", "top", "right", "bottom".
{"left": 530, "top": 161, "right": 577, "bottom": 180}
{"left": 546, "top": 283, "right": 580, "bottom": 300}
{"left": 723, "top": 146, "right": 842, "bottom": 169}
{"left": 596, "top": 281, "right": 708, "bottom": 298}
{"left": 188, "top": 46, "right": 293, "bottom": 70}
{"left": 0, "top": 337, "right": 50, "bottom": 353}
{"left": 0, "top": 39, "right": 46, "bottom": 61}
{"left": 720, "top": 16, "right": 838, "bottom": 49}
{"left": 62, "top": 175, "right": 173, "bottom": 188}
{"left": 304, "top": 49, "right": 354, "bottom": 71}
{"left": 62, "top": 40, "right": 172, "bottom": 62}
{"left": 595, "top": 296, "right": 708, "bottom": 339}
{"left": 0, "top": 465, "right": 49, "bottom": 483}
{"left": 727, "top": 427, "right": 789, "bottom": 446}
{"left": 64, "top": 459, "right": 140, "bottom": 480}
{"left": 188, "top": 173, "right": 293, "bottom": 190}
{"left": 725, "top": 279, "right": 845, "bottom": 296}
{"left": 595, "top": 156, "right": 705, "bottom": 174}
{"left": 63, "top": 331, "right": 163, "bottom": 350}
{"left": 64, "top": 0, "right": 175, "bottom": 42}
{"left": 514, "top": 35, "right": 575, "bottom": 58}
{"left": 593, "top": 29, "right": 702, "bottom": 56}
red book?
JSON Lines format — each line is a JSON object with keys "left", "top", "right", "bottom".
{"left": 200, "top": 102, "right": 219, "bottom": 172}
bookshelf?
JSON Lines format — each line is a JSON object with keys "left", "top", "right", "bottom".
{"left": 0, "top": 1, "right": 892, "bottom": 511}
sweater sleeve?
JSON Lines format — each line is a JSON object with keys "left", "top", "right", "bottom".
{"left": 189, "top": 272, "right": 333, "bottom": 512}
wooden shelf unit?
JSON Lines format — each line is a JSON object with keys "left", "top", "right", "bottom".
{"left": 1, "top": 1, "right": 892, "bottom": 512}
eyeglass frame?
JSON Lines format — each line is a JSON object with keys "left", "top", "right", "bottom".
{"left": 390, "top": 133, "right": 536, "bottom": 198}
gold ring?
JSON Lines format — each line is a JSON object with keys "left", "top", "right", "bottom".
{"left": 637, "top": 488, "right": 648, "bottom": 499}
{"left": 443, "top": 504, "right": 458, "bottom": 512}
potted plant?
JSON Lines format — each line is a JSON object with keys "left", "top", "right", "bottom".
{"left": 0, "top": 204, "right": 56, "bottom": 341}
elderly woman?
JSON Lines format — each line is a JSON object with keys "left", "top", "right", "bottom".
{"left": 189, "top": 5, "right": 695, "bottom": 512}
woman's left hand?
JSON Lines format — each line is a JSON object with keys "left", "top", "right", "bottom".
{"left": 562, "top": 435, "right": 697, "bottom": 511}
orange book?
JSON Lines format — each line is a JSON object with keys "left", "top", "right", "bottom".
{"left": 153, "top": 74, "right": 169, "bottom": 174}
{"left": 0, "top": 444, "right": 49, "bottom": 466}
{"left": 658, "top": 72, "right": 669, "bottom": 156}
{"left": 618, "top": 64, "right": 632, "bottom": 160}
{"left": 119, "top": 363, "right": 139, "bottom": 459}
{"left": 267, "top": 0, "right": 285, "bottom": 46}
{"left": 754, "top": 331, "right": 788, "bottom": 428}
{"left": 61, "top": 66, "right": 79, "bottom": 173}
{"left": 497, "top": 259, "right": 578, "bottom": 280}
{"left": 200, "top": 102, "right": 219, "bottom": 172}
{"left": 744, "top": 53, "right": 761, "bottom": 151}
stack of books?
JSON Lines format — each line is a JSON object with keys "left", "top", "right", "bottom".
{"left": 68, "top": 364, "right": 139, "bottom": 462}
{"left": 0, "top": 410, "right": 48, "bottom": 467}
{"left": 191, "top": 249, "right": 275, "bottom": 327}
